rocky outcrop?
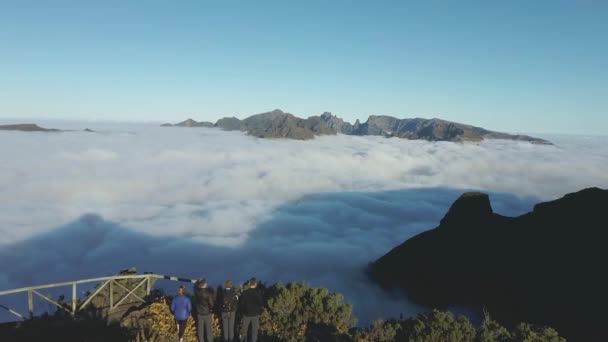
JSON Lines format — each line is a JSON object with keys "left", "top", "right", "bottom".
{"left": 240, "top": 109, "right": 317, "bottom": 139}
{"left": 319, "top": 112, "right": 353, "bottom": 134}
{"left": 370, "top": 187, "right": 608, "bottom": 341}
{"left": 214, "top": 109, "right": 338, "bottom": 140}
{"left": 215, "top": 117, "right": 243, "bottom": 131}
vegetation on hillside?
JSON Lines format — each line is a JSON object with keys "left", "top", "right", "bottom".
{"left": 353, "top": 310, "right": 565, "bottom": 342}
{"left": 0, "top": 279, "right": 566, "bottom": 341}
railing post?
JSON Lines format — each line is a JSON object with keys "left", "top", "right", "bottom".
{"left": 146, "top": 276, "right": 151, "bottom": 296}
{"left": 27, "top": 289, "right": 33, "bottom": 318}
{"left": 72, "top": 283, "right": 76, "bottom": 315}
{"left": 109, "top": 280, "right": 113, "bottom": 309}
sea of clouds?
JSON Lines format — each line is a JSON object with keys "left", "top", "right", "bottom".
{"left": 1, "top": 122, "right": 607, "bottom": 323}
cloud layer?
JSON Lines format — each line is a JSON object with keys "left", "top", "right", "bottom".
{"left": 0, "top": 189, "right": 537, "bottom": 324}
{"left": 1, "top": 124, "right": 607, "bottom": 323}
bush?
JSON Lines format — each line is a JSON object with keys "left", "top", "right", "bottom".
{"left": 476, "top": 314, "right": 511, "bottom": 342}
{"left": 349, "top": 310, "right": 567, "bottom": 342}
{"left": 409, "top": 309, "right": 477, "bottom": 342}
{"left": 352, "top": 319, "right": 402, "bottom": 342}
{"left": 136, "top": 297, "right": 197, "bottom": 342}
{"left": 260, "top": 282, "right": 356, "bottom": 342}
{"left": 512, "top": 323, "right": 565, "bottom": 342}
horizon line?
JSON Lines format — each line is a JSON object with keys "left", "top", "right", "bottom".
{"left": 1, "top": 116, "right": 607, "bottom": 137}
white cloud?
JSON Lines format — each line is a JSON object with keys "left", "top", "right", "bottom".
{"left": 0, "top": 124, "right": 607, "bottom": 323}
{"left": 57, "top": 148, "right": 120, "bottom": 162}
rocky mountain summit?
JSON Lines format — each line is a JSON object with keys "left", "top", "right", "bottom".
{"left": 163, "top": 109, "right": 550, "bottom": 143}
{"left": 370, "top": 187, "right": 608, "bottom": 341}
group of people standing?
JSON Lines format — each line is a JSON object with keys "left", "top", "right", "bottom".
{"left": 170, "top": 277, "right": 264, "bottom": 342}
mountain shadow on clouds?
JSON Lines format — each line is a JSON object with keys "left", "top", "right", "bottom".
{"left": 0, "top": 187, "right": 540, "bottom": 325}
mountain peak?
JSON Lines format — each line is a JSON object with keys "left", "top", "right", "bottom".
{"left": 440, "top": 192, "right": 493, "bottom": 226}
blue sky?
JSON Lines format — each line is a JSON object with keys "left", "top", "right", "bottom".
{"left": 0, "top": 0, "right": 606, "bottom": 134}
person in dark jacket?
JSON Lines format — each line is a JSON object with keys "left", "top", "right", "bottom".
{"left": 219, "top": 279, "right": 239, "bottom": 342}
{"left": 194, "top": 278, "right": 215, "bottom": 342}
{"left": 239, "top": 278, "right": 263, "bottom": 342}
{"left": 171, "top": 286, "right": 192, "bottom": 342}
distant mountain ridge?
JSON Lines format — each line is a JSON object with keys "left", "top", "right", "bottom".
{"left": 162, "top": 109, "right": 550, "bottom": 143}
{"left": 0, "top": 124, "right": 97, "bottom": 133}
{"left": 0, "top": 123, "right": 59, "bottom": 132}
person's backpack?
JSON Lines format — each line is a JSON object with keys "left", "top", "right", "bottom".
{"left": 222, "top": 288, "right": 238, "bottom": 312}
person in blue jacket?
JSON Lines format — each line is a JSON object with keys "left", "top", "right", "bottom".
{"left": 171, "top": 285, "right": 193, "bottom": 342}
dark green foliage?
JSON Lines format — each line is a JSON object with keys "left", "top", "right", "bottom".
{"left": 0, "top": 312, "right": 130, "bottom": 342}
{"left": 304, "top": 322, "right": 356, "bottom": 342}
{"left": 352, "top": 319, "right": 403, "bottom": 342}
{"left": 260, "top": 282, "right": 356, "bottom": 342}
{"left": 476, "top": 314, "right": 511, "bottom": 342}
{"left": 408, "top": 310, "right": 477, "bottom": 342}
{"left": 350, "top": 310, "right": 566, "bottom": 342}
{"left": 512, "top": 323, "right": 565, "bottom": 342}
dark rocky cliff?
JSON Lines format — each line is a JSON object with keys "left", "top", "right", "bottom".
{"left": 370, "top": 187, "right": 608, "bottom": 341}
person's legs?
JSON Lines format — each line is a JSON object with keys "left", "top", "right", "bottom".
{"left": 222, "top": 312, "right": 230, "bottom": 341}
{"left": 250, "top": 316, "right": 259, "bottom": 342}
{"left": 240, "top": 316, "right": 252, "bottom": 342}
{"left": 203, "top": 314, "right": 213, "bottom": 342}
{"left": 197, "top": 314, "right": 205, "bottom": 342}
{"left": 178, "top": 319, "right": 187, "bottom": 339}
{"left": 228, "top": 311, "right": 236, "bottom": 341}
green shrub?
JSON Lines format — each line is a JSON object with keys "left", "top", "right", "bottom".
{"left": 409, "top": 309, "right": 476, "bottom": 342}
{"left": 352, "top": 319, "right": 402, "bottom": 342}
{"left": 476, "top": 313, "right": 511, "bottom": 342}
{"left": 260, "top": 282, "right": 356, "bottom": 342}
{"left": 512, "top": 323, "right": 565, "bottom": 342}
